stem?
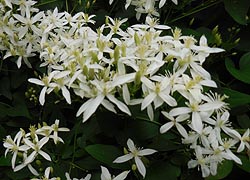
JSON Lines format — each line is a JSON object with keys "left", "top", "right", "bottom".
{"left": 0, "top": 58, "right": 3, "bottom": 72}
{"left": 109, "top": 0, "right": 119, "bottom": 15}
{"left": 167, "top": 0, "right": 223, "bottom": 24}
{"left": 34, "top": 0, "right": 58, "bottom": 7}
{"left": 69, "top": 120, "right": 81, "bottom": 173}
{"left": 66, "top": 0, "right": 69, "bottom": 12}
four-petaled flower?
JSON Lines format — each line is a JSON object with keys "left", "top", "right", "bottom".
{"left": 113, "top": 138, "right": 157, "bottom": 178}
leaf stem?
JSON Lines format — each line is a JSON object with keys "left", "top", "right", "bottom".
{"left": 167, "top": 0, "right": 223, "bottom": 24}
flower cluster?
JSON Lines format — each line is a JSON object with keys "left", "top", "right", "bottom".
{"left": 1, "top": 0, "right": 250, "bottom": 179}
{"left": 3, "top": 119, "right": 69, "bottom": 176}
{"left": 110, "top": 0, "right": 178, "bottom": 20}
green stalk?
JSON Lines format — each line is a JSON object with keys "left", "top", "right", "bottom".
{"left": 167, "top": 0, "right": 223, "bottom": 24}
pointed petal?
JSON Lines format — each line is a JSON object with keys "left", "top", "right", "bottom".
{"left": 101, "top": 166, "right": 111, "bottom": 180}
{"left": 159, "top": 93, "right": 177, "bottom": 106}
{"left": 176, "top": 123, "right": 188, "bottom": 138}
{"left": 113, "top": 170, "right": 130, "bottom": 180}
{"left": 113, "top": 154, "right": 133, "bottom": 163}
{"left": 39, "top": 87, "right": 47, "bottom": 105}
{"left": 169, "top": 107, "right": 191, "bottom": 117}
{"left": 61, "top": 86, "right": 71, "bottom": 104}
{"left": 141, "top": 93, "right": 156, "bottom": 110}
{"left": 160, "top": 122, "right": 174, "bottom": 134}
{"left": 191, "top": 112, "right": 203, "bottom": 133}
{"left": 127, "top": 138, "right": 136, "bottom": 152}
{"left": 39, "top": 150, "right": 51, "bottom": 161}
{"left": 138, "top": 149, "right": 157, "bottom": 156}
{"left": 83, "top": 95, "right": 104, "bottom": 122}
{"left": 135, "top": 156, "right": 146, "bottom": 178}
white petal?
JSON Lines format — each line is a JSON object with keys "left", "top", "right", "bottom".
{"left": 159, "top": 93, "right": 177, "bottom": 107}
{"left": 127, "top": 138, "right": 136, "bottom": 152}
{"left": 101, "top": 166, "right": 111, "bottom": 180}
{"left": 141, "top": 77, "right": 155, "bottom": 90}
{"left": 135, "top": 156, "right": 146, "bottom": 178}
{"left": 28, "top": 164, "right": 39, "bottom": 176}
{"left": 122, "top": 84, "right": 130, "bottom": 105}
{"left": 187, "top": 160, "right": 198, "bottom": 168}
{"left": 147, "top": 105, "right": 154, "bottom": 121}
{"left": 159, "top": 0, "right": 166, "bottom": 8}
{"left": 76, "top": 99, "right": 93, "bottom": 117}
{"left": 39, "top": 150, "right": 51, "bottom": 161}
{"left": 113, "top": 170, "right": 130, "bottom": 180}
{"left": 176, "top": 123, "right": 188, "bottom": 138}
{"left": 28, "top": 78, "right": 44, "bottom": 86}
{"left": 107, "top": 94, "right": 131, "bottom": 115}
{"left": 24, "top": 151, "right": 37, "bottom": 164}
{"left": 191, "top": 112, "right": 203, "bottom": 133}
{"left": 14, "top": 163, "right": 26, "bottom": 172}
{"left": 138, "top": 149, "right": 157, "bottom": 156}
{"left": 83, "top": 95, "right": 104, "bottom": 122}
{"left": 101, "top": 99, "right": 116, "bottom": 113}
{"left": 141, "top": 93, "right": 156, "bottom": 110}
{"left": 39, "top": 87, "right": 47, "bottom": 105}
{"left": 160, "top": 122, "right": 174, "bottom": 134}
{"left": 61, "top": 86, "right": 71, "bottom": 104}
{"left": 201, "top": 165, "right": 210, "bottom": 178}
{"left": 113, "top": 154, "right": 134, "bottom": 163}
{"left": 169, "top": 107, "right": 191, "bottom": 117}
{"left": 11, "top": 152, "right": 17, "bottom": 169}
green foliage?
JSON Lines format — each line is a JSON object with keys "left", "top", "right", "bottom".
{"left": 1, "top": 0, "right": 250, "bottom": 179}
{"left": 225, "top": 52, "right": 250, "bottom": 84}
{"left": 85, "top": 144, "right": 129, "bottom": 169}
{"left": 224, "top": 0, "right": 250, "bottom": 25}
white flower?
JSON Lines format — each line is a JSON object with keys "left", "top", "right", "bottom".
{"left": 76, "top": 78, "right": 131, "bottom": 123}
{"left": 3, "top": 131, "right": 29, "bottom": 169}
{"left": 65, "top": 172, "right": 91, "bottom": 180}
{"left": 113, "top": 138, "right": 157, "bottom": 178}
{"left": 188, "top": 146, "right": 210, "bottom": 178}
{"left": 13, "top": 7, "right": 43, "bottom": 38}
{"left": 237, "top": 128, "right": 250, "bottom": 153}
{"left": 169, "top": 96, "right": 226, "bottom": 133}
{"left": 23, "top": 136, "right": 51, "bottom": 165}
{"left": 160, "top": 111, "right": 189, "bottom": 138}
{"left": 141, "top": 76, "right": 177, "bottom": 111}
{"left": 14, "top": 152, "right": 39, "bottom": 176}
{"left": 39, "top": 119, "right": 70, "bottom": 144}
{"left": 28, "top": 71, "right": 58, "bottom": 105}
{"left": 101, "top": 166, "right": 130, "bottom": 180}
{"left": 31, "top": 167, "right": 59, "bottom": 180}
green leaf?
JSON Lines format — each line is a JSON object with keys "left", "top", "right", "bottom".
{"left": 0, "top": 103, "right": 9, "bottom": 118}
{"left": 0, "top": 77, "right": 12, "bottom": 99}
{"left": 237, "top": 155, "right": 250, "bottom": 173}
{"left": 0, "top": 156, "right": 11, "bottom": 166}
{"left": 148, "top": 134, "right": 180, "bottom": 151}
{"left": 222, "top": 88, "right": 250, "bottom": 107}
{"left": 85, "top": 144, "right": 129, "bottom": 169}
{"left": 237, "top": 114, "right": 250, "bottom": 128}
{"left": 6, "top": 92, "right": 31, "bottom": 119}
{"left": 206, "top": 160, "right": 233, "bottom": 180}
{"left": 145, "top": 162, "right": 180, "bottom": 180}
{"left": 75, "top": 156, "right": 101, "bottom": 170}
{"left": 224, "top": 0, "right": 250, "bottom": 25}
{"left": 123, "top": 120, "right": 160, "bottom": 141}
{"left": 225, "top": 53, "right": 250, "bottom": 84}
{"left": 10, "top": 70, "right": 27, "bottom": 89}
